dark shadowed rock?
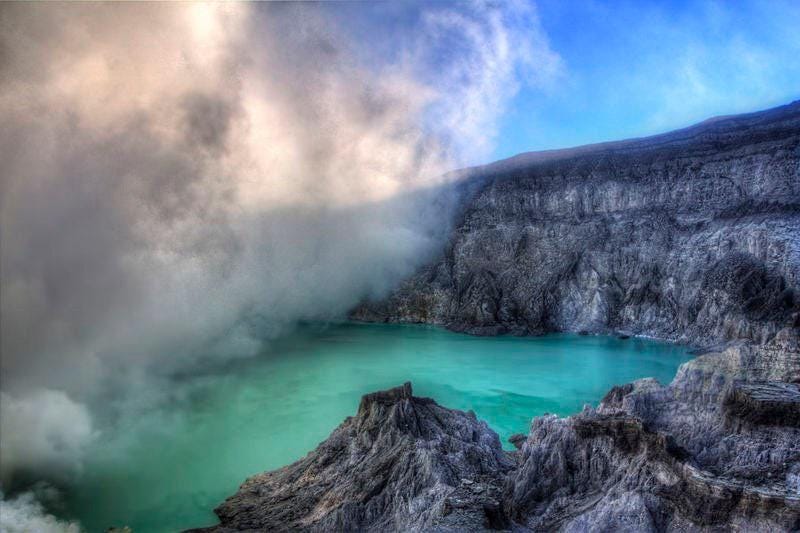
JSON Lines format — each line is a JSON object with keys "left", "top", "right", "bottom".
{"left": 191, "top": 383, "right": 514, "bottom": 532}
{"left": 723, "top": 381, "right": 800, "bottom": 428}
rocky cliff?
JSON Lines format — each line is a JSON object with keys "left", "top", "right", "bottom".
{"left": 353, "top": 101, "right": 800, "bottom": 345}
{"left": 193, "top": 103, "right": 800, "bottom": 532}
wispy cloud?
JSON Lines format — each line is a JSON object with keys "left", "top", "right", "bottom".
{"left": 404, "top": 0, "right": 563, "bottom": 160}
{"left": 635, "top": 0, "right": 800, "bottom": 130}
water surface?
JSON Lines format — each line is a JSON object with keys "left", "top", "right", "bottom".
{"left": 63, "top": 323, "right": 692, "bottom": 532}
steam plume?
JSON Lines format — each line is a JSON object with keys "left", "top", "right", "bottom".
{"left": 0, "top": 0, "right": 559, "bottom": 496}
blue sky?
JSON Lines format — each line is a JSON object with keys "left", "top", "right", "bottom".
{"left": 494, "top": 0, "right": 800, "bottom": 160}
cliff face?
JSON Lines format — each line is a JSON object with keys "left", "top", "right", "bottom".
{"left": 353, "top": 101, "right": 800, "bottom": 345}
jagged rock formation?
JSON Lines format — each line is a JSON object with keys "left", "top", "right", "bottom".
{"left": 191, "top": 383, "right": 516, "bottom": 532}
{"left": 194, "top": 103, "right": 800, "bottom": 531}
{"left": 353, "top": 101, "right": 800, "bottom": 345}
{"left": 506, "top": 328, "right": 799, "bottom": 532}
{"left": 195, "top": 334, "right": 800, "bottom": 532}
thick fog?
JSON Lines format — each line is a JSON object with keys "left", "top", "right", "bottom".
{"left": 0, "top": 2, "right": 559, "bottom": 520}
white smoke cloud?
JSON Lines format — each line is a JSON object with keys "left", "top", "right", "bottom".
{"left": 0, "top": 488, "right": 81, "bottom": 533}
{"left": 405, "top": 0, "right": 562, "bottom": 158}
{"left": 0, "top": 0, "right": 559, "bottom": 491}
{"left": 0, "top": 391, "right": 94, "bottom": 487}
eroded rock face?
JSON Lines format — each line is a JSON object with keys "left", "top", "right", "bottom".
{"left": 506, "top": 330, "right": 800, "bottom": 532}
{"left": 192, "top": 382, "right": 515, "bottom": 532}
{"left": 352, "top": 101, "right": 800, "bottom": 346}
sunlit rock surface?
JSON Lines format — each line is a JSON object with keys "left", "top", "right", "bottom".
{"left": 506, "top": 330, "right": 799, "bottom": 532}
{"left": 195, "top": 102, "right": 800, "bottom": 531}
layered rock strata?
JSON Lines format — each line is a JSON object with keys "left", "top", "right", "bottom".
{"left": 353, "top": 101, "right": 800, "bottom": 345}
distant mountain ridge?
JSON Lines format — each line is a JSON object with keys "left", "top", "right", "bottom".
{"left": 466, "top": 99, "right": 800, "bottom": 177}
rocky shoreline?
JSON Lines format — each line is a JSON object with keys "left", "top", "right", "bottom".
{"left": 193, "top": 332, "right": 799, "bottom": 532}
{"left": 192, "top": 102, "right": 800, "bottom": 531}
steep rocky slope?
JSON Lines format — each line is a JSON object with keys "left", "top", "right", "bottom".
{"left": 354, "top": 101, "right": 800, "bottom": 345}
{"left": 194, "top": 103, "right": 800, "bottom": 531}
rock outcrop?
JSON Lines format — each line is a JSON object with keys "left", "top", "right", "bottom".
{"left": 353, "top": 101, "right": 800, "bottom": 346}
{"left": 506, "top": 329, "right": 800, "bottom": 532}
{"left": 191, "top": 382, "right": 515, "bottom": 532}
{"left": 194, "top": 102, "right": 800, "bottom": 531}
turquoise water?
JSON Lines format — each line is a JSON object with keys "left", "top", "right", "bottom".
{"left": 62, "top": 323, "right": 692, "bottom": 532}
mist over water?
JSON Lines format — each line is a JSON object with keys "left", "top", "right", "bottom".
{"left": 0, "top": 2, "right": 566, "bottom": 529}
{"left": 60, "top": 324, "right": 692, "bottom": 532}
